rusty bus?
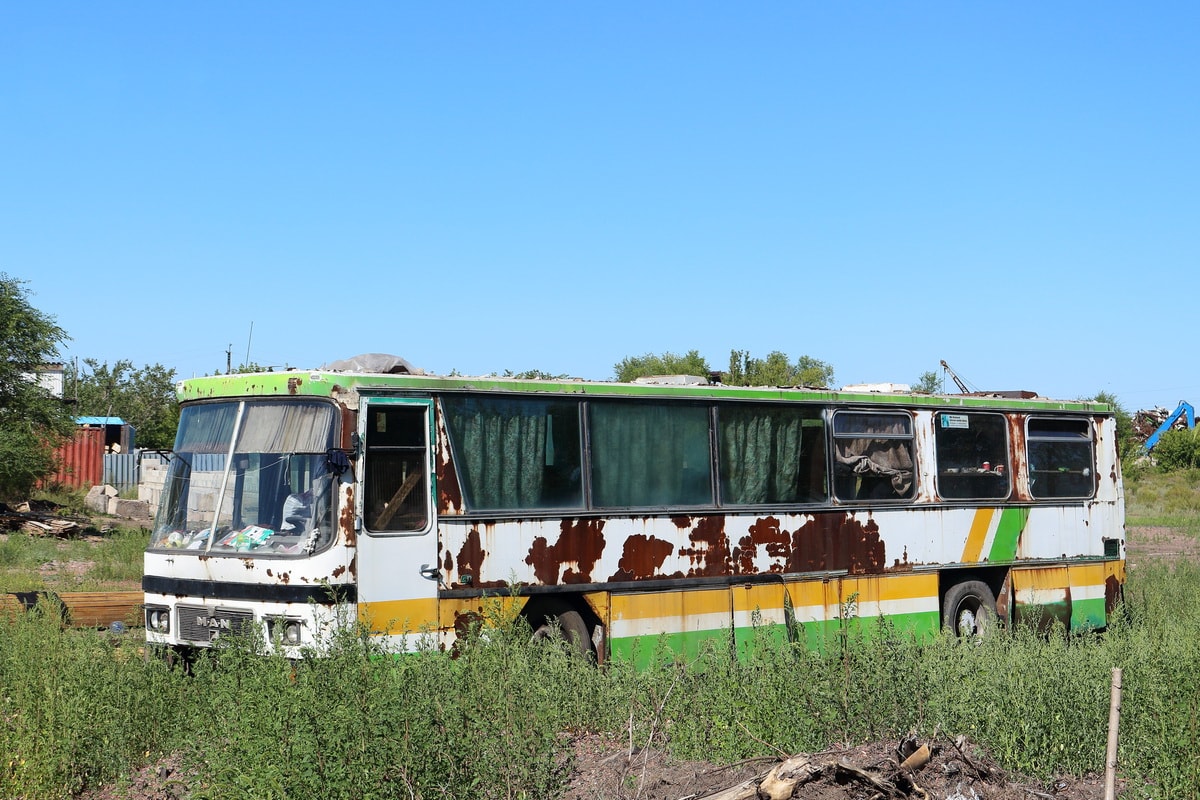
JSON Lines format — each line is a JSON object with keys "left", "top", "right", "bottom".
{"left": 143, "top": 357, "right": 1125, "bottom": 662}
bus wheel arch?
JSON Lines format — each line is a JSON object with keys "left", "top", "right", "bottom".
{"left": 940, "top": 570, "right": 1007, "bottom": 637}
{"left": 523, "top": 596, "right": 604, "bottom": 660}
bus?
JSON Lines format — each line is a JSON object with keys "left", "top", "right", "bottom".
{"left": 143, "top": 355, "right": 1126, "bottom": 663}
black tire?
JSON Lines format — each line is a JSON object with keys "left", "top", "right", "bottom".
{"left": 532, "top": 609, "right": 594, "bottom": 657}
{"left": 943, "top": 580, "right": 997, "bottom": 638}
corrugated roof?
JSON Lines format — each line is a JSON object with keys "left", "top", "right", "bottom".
{"left": 76, "top": 416, "right": 127, "bottom": 426}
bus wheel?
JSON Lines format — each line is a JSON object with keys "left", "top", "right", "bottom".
{"left": 532, "top": 610, "right": 594, "bottom": 658}
{"left": 943, "top": 580, "right": 997, "bottom": 638}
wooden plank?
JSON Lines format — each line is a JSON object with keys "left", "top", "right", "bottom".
{"left": 58, "top": 591, "right": 144, "bottom": 628}
{"left": 0, "top": 591, "right": 67, "bottom": 623}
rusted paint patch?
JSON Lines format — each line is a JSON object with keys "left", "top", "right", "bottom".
{"left": 287, "top": 377, "right": 302, "bottom": 394}
{"left": 892, "top": 545, "right": 914, "bottom": 570}
{"left": 792, "top": 513, "right": 885, "bottom": 574}
{"left": 678, "top": 515, "right": 732, "bottom": 578}
{"left": 456, "top": 528, "right": 505, "bottom": 588}
{"left": 732, "top": 513, "right": 886, "bottom": 575}
{"left": 526, "top": 519, "right": 607, "bottom": 585}
{"left": 609, "top": 534, "right": 675, "bottom": 582}
{"left": 331, "top": 565, "right": 346, "bottom": 579}
{"left": 242, "top": 559, "right": 254, "bottom": 570}
{"left": 1008, "top": 414, "right": 1029, "bottom": 501}
{"left": 1105, "top": 574, "right": 1122, "bottom": 616}
{"left": 736, "top": 516, "right": 791, "bottom": 573}
{"left": 434, "top": 408, "right": 464, "bottom": 513}
{"left": 996, "top": 575, "right": 1011, "bottom": 622}
{"left": 277, "top": 571, "right": 291, "bottom": 585}
{"left": 340, "top": 491, "right": 356, "bottom": 548}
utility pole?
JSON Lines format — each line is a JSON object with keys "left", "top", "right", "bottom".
{"left": 226, "top": 344, "right": 233, "bottom": 375}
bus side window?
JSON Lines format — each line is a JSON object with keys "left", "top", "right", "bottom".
{"left": 832, "top": 411, "right": 915, "bottom": 502}
{"left": 934, "top": 412, "right": 1010, "bottom": 500}
{"left": 364, "top": 406, "right": 430, "bottom": 532}
{"left": 1027, "top": 418, "right": 1094, "bottom": 499}
{"left": 718, "top": 404, "right": 826, "bottom": 505}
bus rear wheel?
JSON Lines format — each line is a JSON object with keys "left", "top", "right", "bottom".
{"left": 943, "top": 580, "right": 997, "bottom": 638}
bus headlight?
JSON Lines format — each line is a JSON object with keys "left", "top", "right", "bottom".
{"left": 145, "top": 606, "right": 171, "bottom": 634}
{"left": 268, "top": 617, "right": 304, "bottom": 646}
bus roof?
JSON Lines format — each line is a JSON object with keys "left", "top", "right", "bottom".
{"left": 176, "top": 368, "right": 1112, "bottom": 414}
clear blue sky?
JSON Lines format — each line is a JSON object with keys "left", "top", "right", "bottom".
{"left": 4, "top": 4, "right": 1197, "bottom": 412}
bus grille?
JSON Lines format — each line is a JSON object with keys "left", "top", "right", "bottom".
{"left": 177, "top": 605, "right": 255, "bottom": 643}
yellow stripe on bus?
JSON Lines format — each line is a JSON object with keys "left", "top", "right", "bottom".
{"left": 961, "top": 507, "right": 996, "bottom": 563}
{"left": 731, "top": 572, "right": 937, "bottom": 613}
{"left": 358, "top": 598, "right": 439, "bottom": 635}
{"left": 611, "top": 588, "right": 729, "bottom": 622}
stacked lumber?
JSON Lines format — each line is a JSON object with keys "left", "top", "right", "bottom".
{"left": 59, "top": 591, "right": 144, "bottom": 628}
{"left": 0, "top": 590, "right": 143, "bottom": 629}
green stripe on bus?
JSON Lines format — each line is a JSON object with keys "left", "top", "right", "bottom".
{"left": 609, "top": 611, "right": 942, "bottom": 666}
{"left": 1071, "top": 596, "right": 1107, "bottom": 630}
{"left": 987, "top": 507, "right": 1030, "bottom": 563}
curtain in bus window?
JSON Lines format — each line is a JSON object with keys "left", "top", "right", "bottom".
{"left": 175, "top": 403, "right": 240, "bottom": 454}
{"left": 443, "top": 396, "right": 583, "bottom": 510}
{"left": 833, "top": 414, "right": 914, "bottom": 499}
{"left": 235, "top": 402, "right": 336, "bottom": 454}
{"left": 719, "top": 405, "right": 806, "bottom": 504}
{"left": 590, "top": 402, "right": 712, "bottom": 508}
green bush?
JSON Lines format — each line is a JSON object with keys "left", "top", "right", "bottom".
{"left": 1154, "top": 428, "right": 1200, "bottom": 471}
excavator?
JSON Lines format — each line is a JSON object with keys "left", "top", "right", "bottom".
{"left": 1143, "top": 400, "right": 1196, "bottom": 452}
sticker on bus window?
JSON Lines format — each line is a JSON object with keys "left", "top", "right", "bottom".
{"left": 940, "top": 414, "right": 969, "bottom": 429}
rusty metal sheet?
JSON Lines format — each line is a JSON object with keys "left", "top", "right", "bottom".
{"left": 50, "top": 427, "right": 104, "bottom": 488}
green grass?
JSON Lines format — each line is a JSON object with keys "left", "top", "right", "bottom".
{"left": 1126, "top": 468, "right": 1200, "bottom": 533}
{"left": 0, "top": 527, "right": 147, "bottom": 592}
{"left": 2, "top": 473, "right": 1200, "bottom": 798}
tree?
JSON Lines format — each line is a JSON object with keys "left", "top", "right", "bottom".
{"left": 67, "top": 359, "right": 180, "bottom": 450}
{"left": 614, "top": 351, "right": 712, "bottom": 383}
{"left": 0, "top": 275, "right": 74, "bottom": 499}
{"left": 913, "top": 371, "right": 941, "bottom": 394}
{"left": 1089, "top": 391, "right": 1138, "bottom": 463}
{"left": 724, "top": 349, "right": 835, "bottom": 387}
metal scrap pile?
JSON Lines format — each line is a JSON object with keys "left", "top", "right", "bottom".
{"left": 1132, "top": 407, "right": 1173, "bottom": 443}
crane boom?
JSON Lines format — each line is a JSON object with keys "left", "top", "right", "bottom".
{"left": 939, "top": 360, "right": 971, "bottom": 394}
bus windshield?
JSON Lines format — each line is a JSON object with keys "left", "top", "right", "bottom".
{"left": 148, "top": 399, "right": 339, "bottom": 556}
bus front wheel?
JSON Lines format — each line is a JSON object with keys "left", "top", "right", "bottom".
{"left": 532, "top": 609, "right": 594, "bottom": 658}
{"left": 943, "top": 580, "right": 997, "bottom": 638}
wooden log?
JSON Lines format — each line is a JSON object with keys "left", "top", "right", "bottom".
{"left": 695, "top": 777, "right": 760, "bottom": 800}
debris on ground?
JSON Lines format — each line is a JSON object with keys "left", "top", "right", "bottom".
{"left": 0, "top": 500, "right": 86, "bottom": 537}
{"left": 560, "top": 732, "right": 1112, "bottom": 800}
